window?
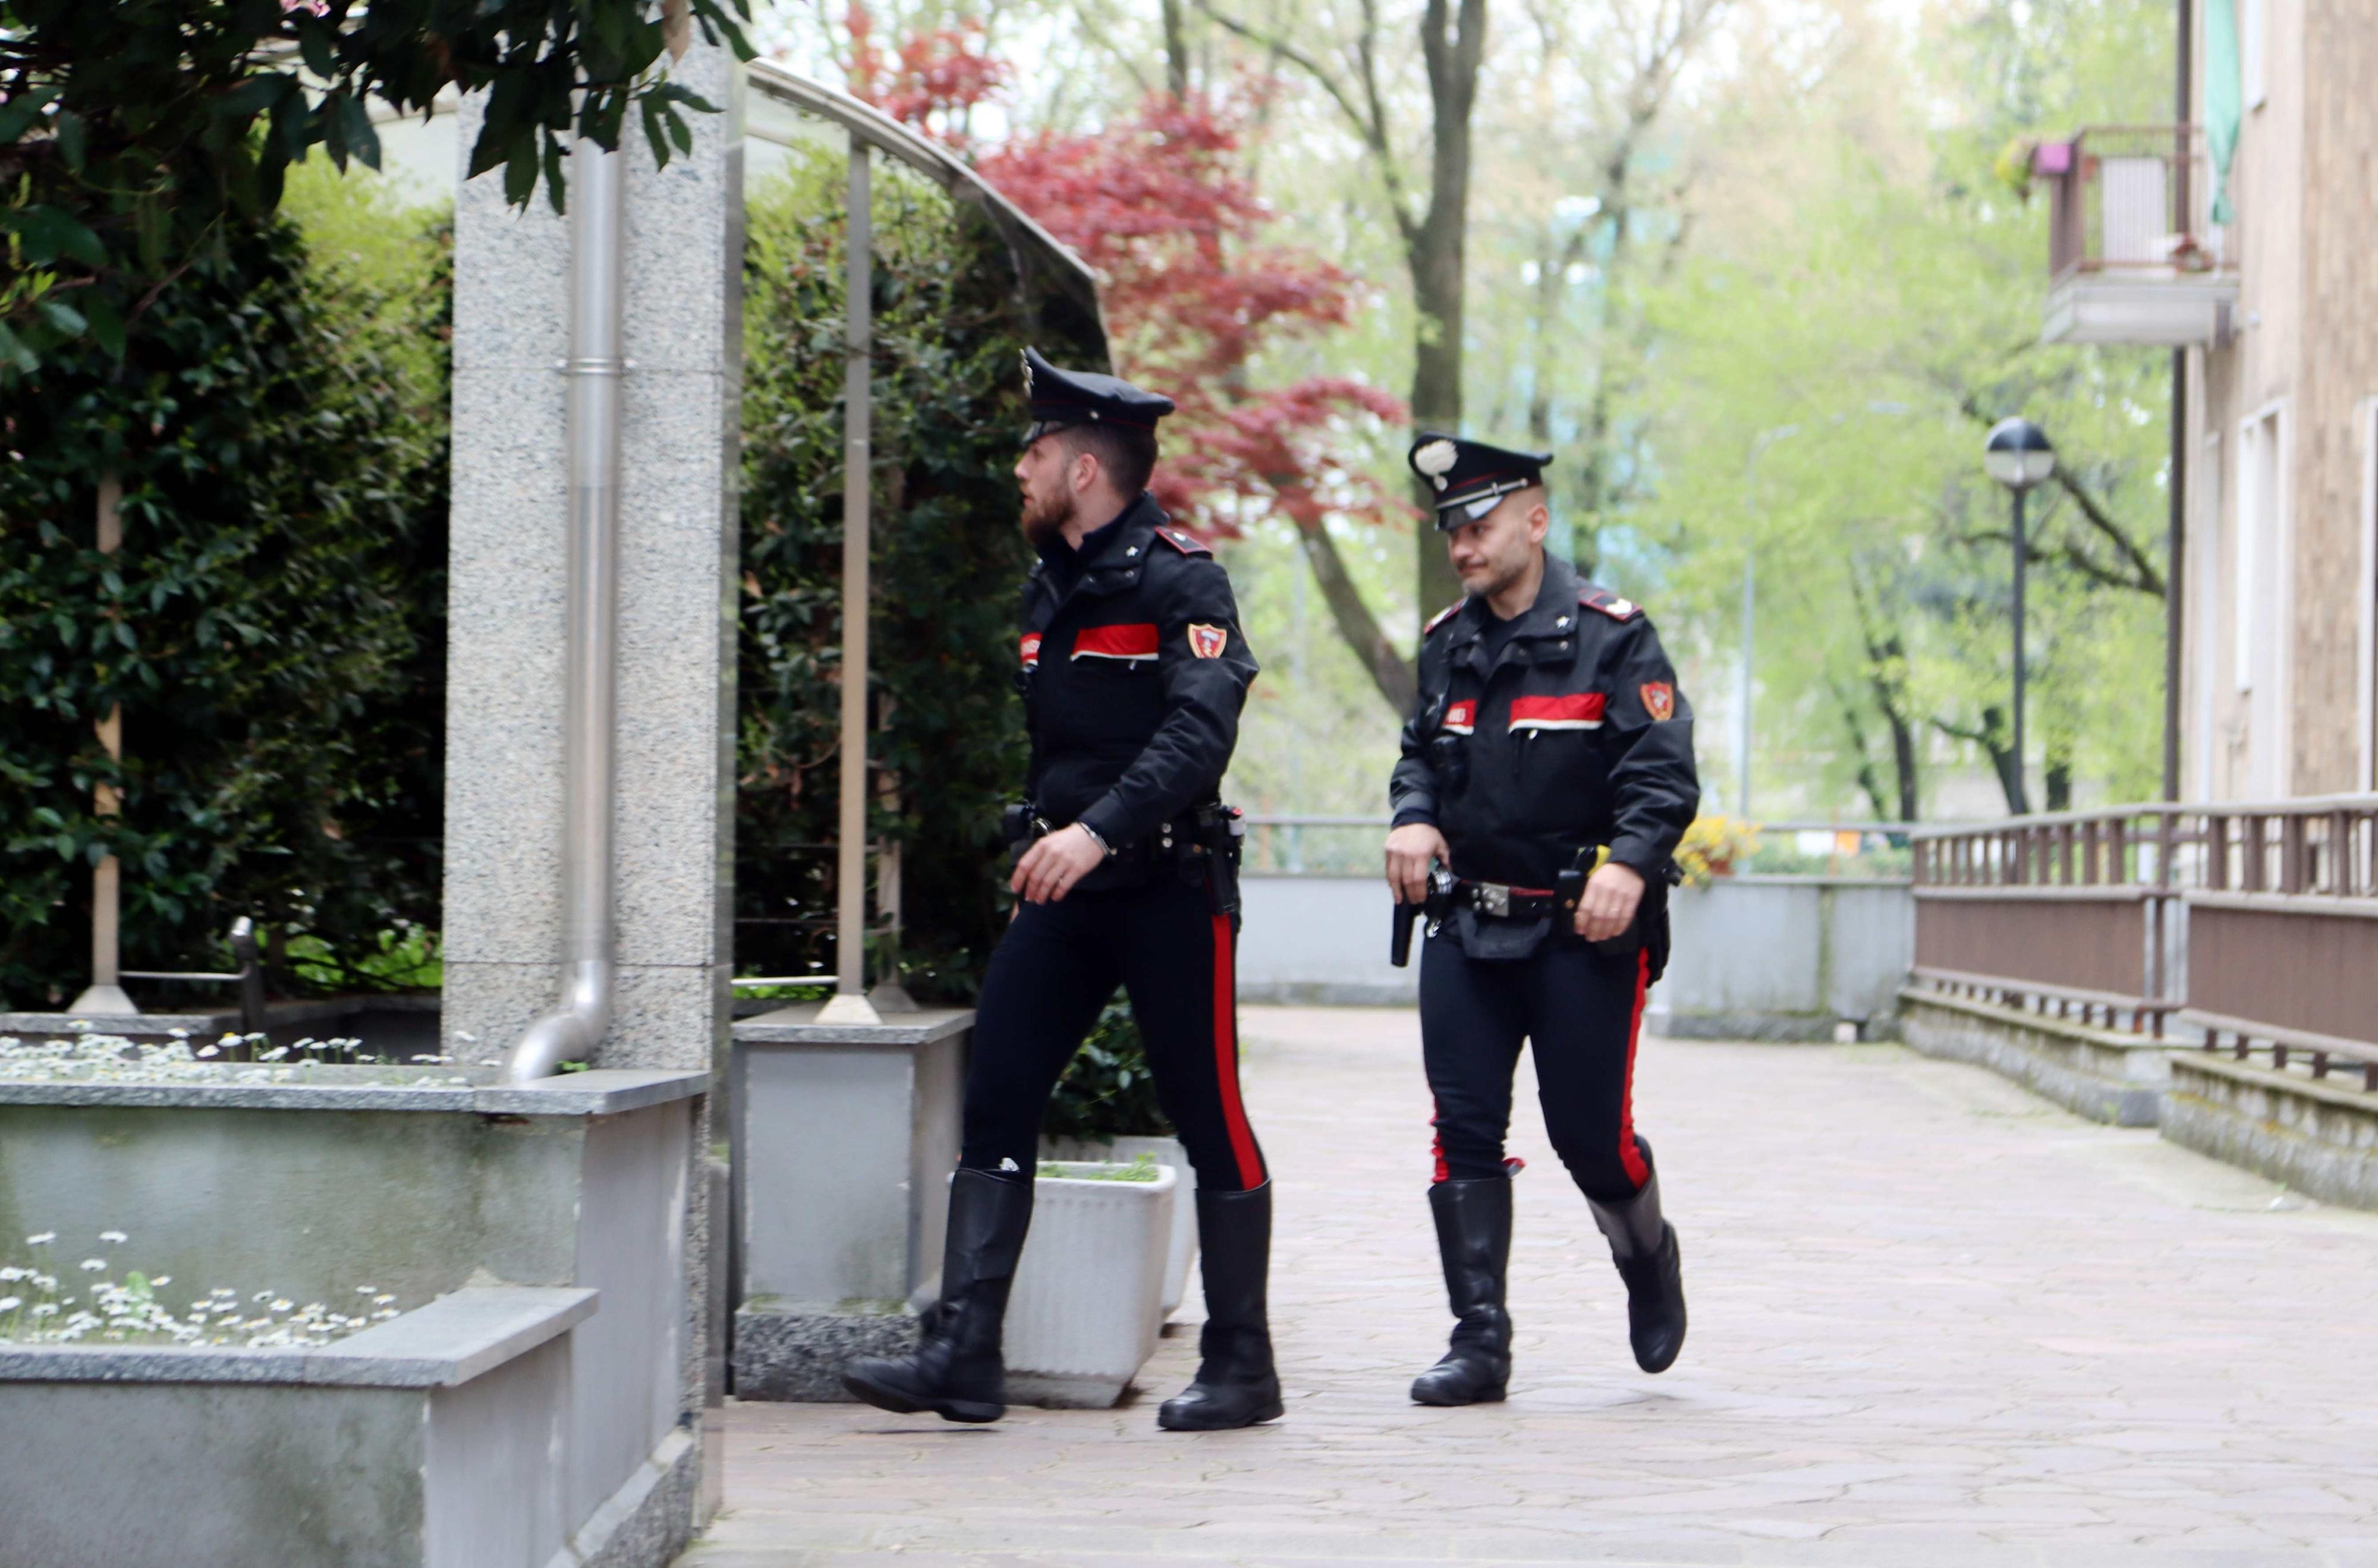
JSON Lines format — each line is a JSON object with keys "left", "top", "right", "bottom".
{"left": 2197, "top": 432, "right": 2222, "bottom": 800}
{"left": 2359, "top": 399, "right": 2378, "bottom": 791}
{"left": 2237, "top": 402, "right": 2289, "bottom": 796}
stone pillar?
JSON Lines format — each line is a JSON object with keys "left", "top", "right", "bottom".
{"left": 445, "top": 53, "right": 742, "bottom": 1082}
{"left": 443, "top": 41, "right": 742, "bottom": 1546}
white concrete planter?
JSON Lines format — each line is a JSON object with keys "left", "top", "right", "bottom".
{"left": 1039, "top": 1134, "right": 1197, "bottom": 1318}
{"left": 1002, "top": 1161, "right": 1177, "bottom": 1408}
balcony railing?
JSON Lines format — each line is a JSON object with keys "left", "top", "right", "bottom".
{"left": 2034, "top": 125, "right": 2238, "bottom": 347}
{"left": 1910, "top": 796, "right": 2378, "bottom": 1087}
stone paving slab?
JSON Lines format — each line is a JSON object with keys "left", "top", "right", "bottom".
{"left": 684, "top": 1009, "right": 2378, "bottom": 1566}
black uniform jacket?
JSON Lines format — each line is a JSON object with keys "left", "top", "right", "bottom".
{"left": 1389, "top": 554, "right": 1699, "bottom": 935}
{"left": 1019, "top": 492, "right": 1259, "bottom": 889}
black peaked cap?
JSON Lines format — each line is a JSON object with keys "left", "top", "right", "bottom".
{"left": 1021, "top": 347, "right": 1176, "bottom": 446}
{"left": 1408, "top": 430, "right": 1553, "bottom": 529}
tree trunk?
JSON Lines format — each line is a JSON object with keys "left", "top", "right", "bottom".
{"left": 1408, "top": 0, "right": 1486, "bottom": 618}
{"left": 1162, "top": 0, "right": 1190, "bottom": 97}
{"left": 1302, "top": 522, "right": 1419, "bottom": 714}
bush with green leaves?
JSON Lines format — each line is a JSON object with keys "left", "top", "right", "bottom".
{"left": 1040, "top": 997, "right": 1174, "bottom": 1143}
{"left": 736, "top": 145, "right": 1103, "bottom": 1002}
{"left": 0, "top": 178, "right": 449, "bottom": 1008}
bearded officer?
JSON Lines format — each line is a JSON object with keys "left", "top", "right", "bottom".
{"left": 845, "top": 349, "right": 1279, "bottom": 1431}
{"left": 1385, "top": 432, "right": 1697, "bottom": 1404}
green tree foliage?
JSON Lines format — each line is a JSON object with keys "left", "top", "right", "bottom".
{"left": 0, "top": 184, "right": 450, "bottom": 1007}
{"left": 1643, "top": 0, "right": 2178, "bottom": 817}
{"left": 0, "top": 0, "right": 750, "bottom": 375}
{"left": 737, "top": 144, "right": 1102, "bottom": 1002}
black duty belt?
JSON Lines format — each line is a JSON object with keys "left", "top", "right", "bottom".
{"left": 1449, "top": 876, "right": 1578, "bottom": 921}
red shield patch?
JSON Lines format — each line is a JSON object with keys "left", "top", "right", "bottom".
{"left": 1640, "top": 681, "right": 1675, "bottom": 722}
{"left": 1187, "top": 623, "right": 1229, "bottom": 660}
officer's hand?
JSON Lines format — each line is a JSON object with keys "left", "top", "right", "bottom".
{"left": 1384, "top": 823, "right": 1450, "bottom": 905}
{"left": 1012, "top": 824, "right": 1107, "bottom": 905}
{"left": 1575, "top": 861, "right": 1646, "bottom": 942}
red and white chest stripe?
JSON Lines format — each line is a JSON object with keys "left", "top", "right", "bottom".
{"left": 1071, "top": 622, "right": 1160, "bottom": 662}
{"left": 1020, "top": 632, "right": 1043, "bottom": 669}
{"left": 1442, "top": 700, "right": 1477, "bottom": 735}
{"left": 1508, "top": 692, "right": 1606, "bottom": 731}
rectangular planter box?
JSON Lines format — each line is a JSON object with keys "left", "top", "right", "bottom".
{"left": 0, "top": 1286, "right": 699, "bottom": 1568}
{"left": 0, "top": 1063, "right": 707, "bottom": 1567}
{"left": 1039, "top": 1134, "right": 1197, "bottom": 1318}
{"left": 1004, "top": 1161, "right": 1177, "bottom": 1409}
{"left": 727, "top": 1006, "right": 970, "bottom": 1402}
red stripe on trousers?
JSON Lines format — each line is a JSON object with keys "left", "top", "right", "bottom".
{"left": 1210, "top": 913, "right": 1266, "bottom": 1189}
{"left": 1618, "top": 947, "right": 1652, "bottom": 1189}
{"left": 1429, "top": 1098, "right": 1450, "bottom": 1183}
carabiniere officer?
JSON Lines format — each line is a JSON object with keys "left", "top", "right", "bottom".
{"left": 1385, "top": 432, "right": 1698, "bottom": 1404}
{"left": 845, "top": 349, "right": 1279, "bottom": 1431}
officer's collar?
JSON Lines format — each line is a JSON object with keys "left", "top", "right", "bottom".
{"left": 1035, "top": 492, "right": 1162, "bottom": 599}
{"left": 1446, "top": 552, "right": 1581, "bottom": 647}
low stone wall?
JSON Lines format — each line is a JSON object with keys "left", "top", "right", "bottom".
{"left": 2163, "top": 1053, "right": 2378, "bottom": 1210}
{"left": 1898, "top": 987, "right": 2170, "bottom": 1127}
{"left": 1653, "top": 877, "right": 1913, "bottom": 1041}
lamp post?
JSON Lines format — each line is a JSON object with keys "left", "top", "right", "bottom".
{"left": 1983, "top": 418, "right": 2056, "bottom": 816}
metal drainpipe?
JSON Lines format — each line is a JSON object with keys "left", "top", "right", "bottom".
{"left": 506, "top": 138, "right": 625, "bottom": 1084}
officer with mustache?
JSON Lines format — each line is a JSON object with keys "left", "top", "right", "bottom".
{"left": 1386, "top": 432, "right": 1699, "bottom": 1403}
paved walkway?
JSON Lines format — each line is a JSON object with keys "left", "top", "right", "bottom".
{"left": 682, "top": 1008, "right": 2378, "bottom": 1567}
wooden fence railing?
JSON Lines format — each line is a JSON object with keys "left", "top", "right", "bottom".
{"left": 1908, "top": 796, "right": 2378, "bottom": 1088}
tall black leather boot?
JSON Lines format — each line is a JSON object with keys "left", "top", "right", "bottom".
{"left": 1157, "top": 1183, "right": 1284, "bottom": 1430}
{"left": 1586, "top": 1138, "right": 1686, "bottom": 1374}
{"left": 844, "top": 1167, "right": 1033, "bottom": 1423}
{"left": 1410, "top": 1176, "right": 1514, "bottom": 1405}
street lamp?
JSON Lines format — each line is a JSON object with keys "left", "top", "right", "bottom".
{"left": 1984, "top": 417, "right": 2055, "bottom": 816}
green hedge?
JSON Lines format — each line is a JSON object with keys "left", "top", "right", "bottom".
{"left": 0, "top": 190, "right": 449, "bottom": 1010}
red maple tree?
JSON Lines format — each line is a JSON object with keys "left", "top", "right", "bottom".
{"left": 844, "top": 7, "right": 1407, "bottom": 542}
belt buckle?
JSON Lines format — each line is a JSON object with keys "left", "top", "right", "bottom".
{"left": 1476, "top": 881, "right": 1511, "bottom": 918}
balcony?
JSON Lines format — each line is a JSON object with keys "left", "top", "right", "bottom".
{"left": 2036, "top": 125, "right": 2238, "bottom": 347}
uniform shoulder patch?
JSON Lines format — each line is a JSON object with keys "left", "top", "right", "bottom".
{"left": 1422, "top": 598, "right": 1467, "bottom": 635}
{"left": 1578, "top": 585, "right": 1643, "bottom": 622}
{"left": 1152, "top": 526, "right": 1212, "bottom": 557}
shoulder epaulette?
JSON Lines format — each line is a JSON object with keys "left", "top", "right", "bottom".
{"left": 1422, "top": 598, "right": 1467, "bottom": 635}
{"left": 1578, "top": 585, "right": 1643, "bottom": 622}
{"left": 1153, "top": 526, "right": 1212, "bottom": 557}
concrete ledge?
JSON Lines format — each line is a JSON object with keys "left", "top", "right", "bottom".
{"left": 1898, "top": 987, "right": 2169, "bottom": 1126}
{"left": 0, "top": 1065, "right": 707, "bottom": 1116}
{"left": 0, "top": 1287, "right": 597, "bottom": 1388}
{"left": 734, "top": 1005, "right": 973, "bottom": 1048}
{"left": 2163, "top": 1053, "right": 2378, "bottom": 1211}
{"left": 731, "top": 1303, "right": 915, "bottom": 1402}
{"left": 1648, "top": 1006, "right": 1902, "bottom": 1043}
{"left": 568, "top": 1425, "right": 700, "bottom": 1568}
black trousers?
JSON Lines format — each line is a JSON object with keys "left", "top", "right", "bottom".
{"left": 961, "top": 876, "right": 1268, "bottom": 1193}
{"left": 1418, "top": 929, "right": 1653, "bottom": 1201}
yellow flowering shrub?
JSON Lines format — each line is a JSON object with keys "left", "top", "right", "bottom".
{"left": 1675, "top": 816, "right": 1762, "bottom": 888}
